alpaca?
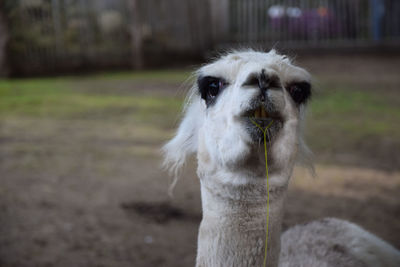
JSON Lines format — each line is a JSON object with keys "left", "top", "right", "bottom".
{"left": 162, "top": 50, "right": 400, "bottom": 267}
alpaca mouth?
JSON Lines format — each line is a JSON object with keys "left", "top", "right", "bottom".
{"left": 243, "top": 105, "right": 273, "bottom": 119}
{"left": 242, "top": 105, "right": 283, "bottom": 143}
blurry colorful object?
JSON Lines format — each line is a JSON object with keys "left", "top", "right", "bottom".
{"left": 268, "top": 5, "right": 342, "bottom": 39}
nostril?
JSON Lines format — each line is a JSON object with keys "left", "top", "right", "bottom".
{"left": 259, "top": 87, "right": 267, "bottom": 102}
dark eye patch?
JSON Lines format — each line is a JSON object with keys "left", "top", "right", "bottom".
{"left": 286, "top": 81, "right": 311, "bottom": 105}
{"left": 197, "top": 76, "right": 228, "bottom": 107}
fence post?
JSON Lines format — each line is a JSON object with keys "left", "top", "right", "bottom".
{"left": 0, "top": 3, "right": 9, "bottom": 77}
{"left": 129, "top": 0, "right": 144, "bottom": 69}
{"left": 209, "top": 0, "right": 230, "bottom": 44}
{"left": 370, "top": 0, "right": 385, "bottom": 42}
{"left": 51, "top": 0, "right": 63, "bottom": 55}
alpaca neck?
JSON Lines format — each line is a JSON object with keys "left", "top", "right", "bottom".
{"left": 196, "top": 171, "right": 288, "bottom": 267}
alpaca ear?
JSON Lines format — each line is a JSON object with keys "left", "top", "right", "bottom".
{"left": 162, "top": 96, "right": 203, "bottom": 192}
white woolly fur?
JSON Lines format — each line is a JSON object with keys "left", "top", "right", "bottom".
{"left": 162, "top": 50, "right": 400, "bottom": 267}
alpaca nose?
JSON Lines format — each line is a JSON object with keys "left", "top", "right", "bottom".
{"left": 258, "top": 69, "right": 270, "bottom": 102}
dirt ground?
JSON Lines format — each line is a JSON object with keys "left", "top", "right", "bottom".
{"left": 0, "top": 54, "right": 400, "bottom": 267}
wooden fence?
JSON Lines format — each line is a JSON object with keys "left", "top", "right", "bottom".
{"left": 130, "top": 0, "right": 214, "bottom": 68}
{"left": 0, "top": 4, "right": 8, "bottom": 76}
{"left": 2, "top": 0, "right": 400, "bottom": 76}
{"left": 6, "top": 0, "right": 134, "bottom": 75}
{"left": 5, "top": 0, "right": 217, "bottom": 75}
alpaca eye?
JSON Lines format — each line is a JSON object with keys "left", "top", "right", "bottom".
{"left": 287, "top": 82, "right": 311, "bottom": 104}
{"left": 198, "top": 76, "right": 228, "bottom": 107}
{"left": 208, "top": 80, "right": 221, "bottom": 98}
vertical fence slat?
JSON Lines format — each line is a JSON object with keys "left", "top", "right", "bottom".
{"left": 0, "top": 3, "right": 8, "bottom": 76}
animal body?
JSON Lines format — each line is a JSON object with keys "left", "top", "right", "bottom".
{"left": 163, "top": 50, "right": 400, "bottom": 267}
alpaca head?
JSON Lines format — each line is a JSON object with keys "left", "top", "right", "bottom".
{"left": 163, "top": 50, "right": 312, "bottom": 182}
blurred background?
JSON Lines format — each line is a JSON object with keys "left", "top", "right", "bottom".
{"left": 0, "top": 0, "right": 399, "bottom": 266}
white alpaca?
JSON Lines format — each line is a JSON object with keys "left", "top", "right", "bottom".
{"left": 163, "top": 50, "right": 400, "bottom": 267}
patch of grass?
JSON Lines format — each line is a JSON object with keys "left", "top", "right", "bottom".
{"left": 94, "top": 69, "right": 193, "bottom": 83}
{"left": 311, "top": 89, "right": 400, "bottom": 131}
{"left": 1, "top": 71, "right": 399, "bottom": 169}
{"left": 0, "top": 72, "right": 184, "bottom": 126}
{"left": 306, "top": 80, "right": 400, "bottom": 162}
{"left": 311, "top": 89, "right": 400, "bottom": 117}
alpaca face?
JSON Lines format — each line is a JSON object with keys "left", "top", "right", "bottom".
{"left": 163, "top": 50, "right": 311, "bottom": 176}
